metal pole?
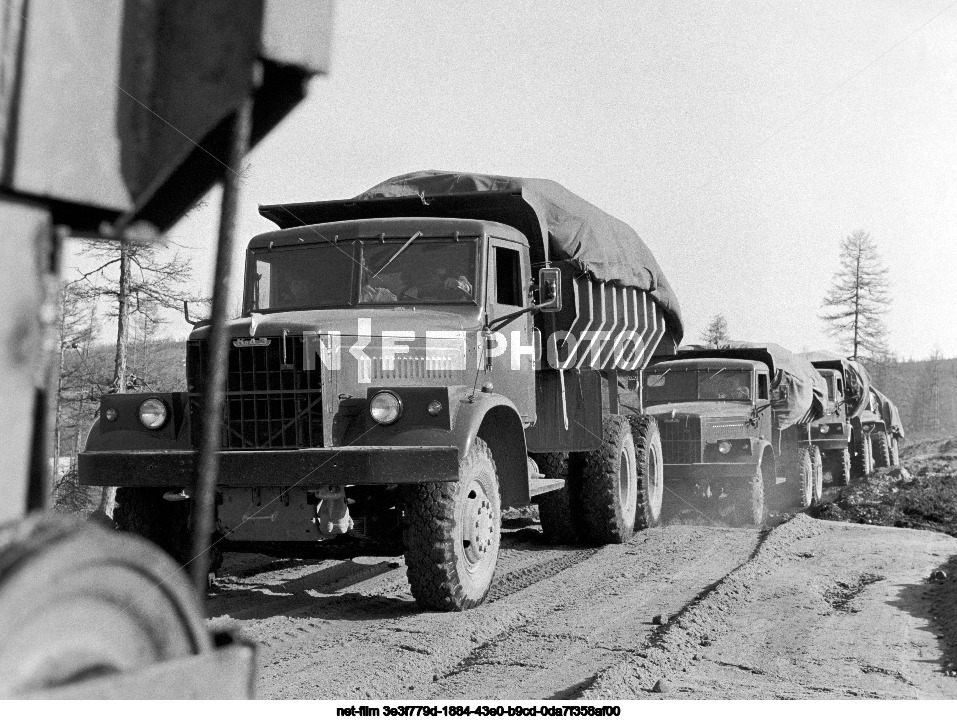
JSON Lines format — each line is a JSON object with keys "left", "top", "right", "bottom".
{"left": 190, "top": 93, "right": 254, "bottom": 595}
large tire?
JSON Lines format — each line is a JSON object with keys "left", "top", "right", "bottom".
{"left": 0, "top": 513, "right": 211, "bottom": 698}
{"left": 827, "top": 448, "right": 851, "bottom": 487}
{"left": 810, "top": 445, "right": 824, "bottom": 505}
{"left": 579, "top": 415, "right": 640, "bottom": 544}
{"left": 402, "top": 437, "right": 501, "bottom": 611}
{"left": 851, "top": 430, "right": 870, "bottom": 479}
{"left": 787, "top": 446, "right": 814, "bottom": 511}
{"left": 890, "top": 436, "right": 900, "bottom": 466}
{"left": 872, "top": 431, "right": 891, "bottom": 469}
{"left": 532, "top": 452, "right": 581, "bottom": 544}
{"left": 732, "top": 468, "right": 766, "bottom": 526}
{"left": 113, "top": 488, "right": 222, "bottom": 574}
{"left": 628, "top": 415, "right": 664, "bottom": 530}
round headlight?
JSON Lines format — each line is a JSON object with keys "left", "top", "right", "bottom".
{"left": 718, "top": 441, "right": 732, "bottom": 454}
{"left": 370, "top": 391, "right": 402, "bottom": 425}
{"left": 105, "top": 408, "right": 118, "bottom": 422}
{"left": 818, "top": 423, "right": 829, "bottom": 434}
{"left": 427, "top": 400, "right": 443, "bottom": 416}
{"left": 138, "top": 397, "right": 168, "bottom": 430}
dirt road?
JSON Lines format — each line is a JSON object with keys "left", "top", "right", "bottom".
{"left": 208, "top": 510, "right": 957, "bottom": 700}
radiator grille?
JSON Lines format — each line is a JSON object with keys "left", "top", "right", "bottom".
{"left": 187, "top": 337, "right": 323, "bottom": 449}
{"left": 658, "top": 415, "right": 701, "bottom": 464}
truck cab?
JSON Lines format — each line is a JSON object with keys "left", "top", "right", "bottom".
{"left": 809, "top": 368, "right": 854, "bottom": 484}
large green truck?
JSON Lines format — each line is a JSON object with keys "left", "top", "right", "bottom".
{"left": 643, "top": 343, "right": 827, "bottom": 525}
{"left": 79, "top": 172, "right": 684, "bottom": 611}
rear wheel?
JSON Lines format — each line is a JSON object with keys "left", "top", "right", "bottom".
{"left": 872, "top": 431, "right": 891, "bottom": 469}
{"left": 810, "top": 446, "right": 824, "bottom": 504}
{"left": 532, "top": 452, "right": 581, "bottom": 544}
{"left": 0, "top": 513, "right": 210, "bottom": 698}
{"left": 403, "top": 437, "right": 501, "bottom": 611}
{"left": 579, "top": 414, "right": 639, "bottom": 544}
{"left": 113, "top": 487, "right": 222, "bottom": 573}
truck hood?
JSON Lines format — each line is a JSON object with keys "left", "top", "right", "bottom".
{"left": 646, "top": 401, "right": 752, "bottom": 422}
{"left": 188, "top": 307, "right": 479, "bottom": 341}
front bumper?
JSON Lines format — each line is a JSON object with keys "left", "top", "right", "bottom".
{"left": 78, "top": 446, "right": 459, "bottom": 488}
{"left": 664, "top": 462, "right": 758, "bottom": 482}
{"left": 810, "top": 438, "right": 850, "bottom": 451}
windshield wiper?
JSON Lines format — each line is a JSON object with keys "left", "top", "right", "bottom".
{"left": 372, "top": 231, "right": 422, "bottom": 279}
{"left": 706, "top": 368, "right": 725, "bottom": 381}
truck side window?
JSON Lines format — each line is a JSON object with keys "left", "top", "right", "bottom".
{"left": 495, "top": 246, "right": 522, "bottom": 307}
{"left": 836, "top": 378, "right": 843, "bottom": 398}
{"left": 757, "top": 374, "right": 769, "bottom": 400}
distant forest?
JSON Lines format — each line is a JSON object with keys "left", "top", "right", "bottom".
{"left": 865, "top": 355, "right": 957, "bottom": 439}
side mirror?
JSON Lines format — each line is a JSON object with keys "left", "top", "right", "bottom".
{"left": 537, "top": 267, "right": 562, "bottom": 313}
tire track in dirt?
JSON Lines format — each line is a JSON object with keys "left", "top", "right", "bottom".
{"left": 208, "top": 524, "right": 763, "bottom": 699}
{"left": 428, "top": 525, "right": 761, "bottom": 699}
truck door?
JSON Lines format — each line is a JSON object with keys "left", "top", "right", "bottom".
{"left": 486, "top": 239, "right": 535, "bottom": 423}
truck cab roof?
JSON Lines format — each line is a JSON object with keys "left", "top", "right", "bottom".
{"left": 247, "top": 216, "right": 528, "bottom": 251}
{"left": 648, "top": 357, "right": 768, "bottom": 373}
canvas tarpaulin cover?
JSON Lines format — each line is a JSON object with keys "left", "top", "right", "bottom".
{"left": 354, "top": 171, "right": 683, "bottom": 339}
{"left": 871, "top": 386, "right": 905, "bottom": 439}
{"left": 678, "top": 342, "right": 827, "bottom": 429}
{"left": 801, "top": 350, "right": 871, "bottom": 419}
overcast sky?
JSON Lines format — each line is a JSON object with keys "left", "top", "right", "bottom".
{"left": 143, "top": 0, "right": 957, "bottom": 358}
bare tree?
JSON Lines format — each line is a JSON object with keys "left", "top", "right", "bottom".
{"left": 72, "top": 231, "right": 200, "bottom": 392}
{"left": 821, "top": 230, "right": 891, "bottom": 360}
{"left": 71, "top": 230, "right": 200, "bottom": 515}
{"left": 700, "top": 313, "right": 729, "bottom": 348}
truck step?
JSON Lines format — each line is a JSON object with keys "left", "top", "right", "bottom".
{"left": 529, "top": 478, "right": 566, "bottom": 498}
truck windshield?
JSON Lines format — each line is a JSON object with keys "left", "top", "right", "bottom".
{"left": 358, "top": 239, "right": 477, "bottom": 304}
{"left": 246, "top": 238, "right": 478, "bottom": 311}
{"left": 645, "top": 369, "right": 753, "bottom": 403}
{"left": 249, "top": 243, "right": 356, "bottom": 311}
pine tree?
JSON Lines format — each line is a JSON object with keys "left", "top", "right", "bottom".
{"left": 821, "top": 230, "right": 891, "bottom": 360}
{"left": 700, "top": 314, "right": 729, "bottom": 348}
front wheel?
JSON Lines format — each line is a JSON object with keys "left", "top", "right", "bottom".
{"left": 827, "top": 448, "right": 851, "bottom": 487}
{"left": 787, "top": 447, "right": 814, "bottom": 511}
{"left": 113, "top": 487, "right": 222, "bottom": 573}
{"left": 732, "top": 468, "right": 766, "bottom": 526}
{"left": 851, "top": 430, "right": 870, "bottom": 479}
{"left": 872, "top": 432, "right": 891, "bottom": 469}
{"left": 810, "top": 446, "right": 824, "bottom": 505}
{"left": 629, "top": 415, "right": 664, "bottom": 530}
{"left": 402, "top": 438, "right": 501, "bottom": 611}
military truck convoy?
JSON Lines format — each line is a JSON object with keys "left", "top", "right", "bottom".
{"left": 643, "top": 343, "right": 827, "bottom": 525}
{"left": 78, "top": 170, "right": 906, "bottom": 611}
